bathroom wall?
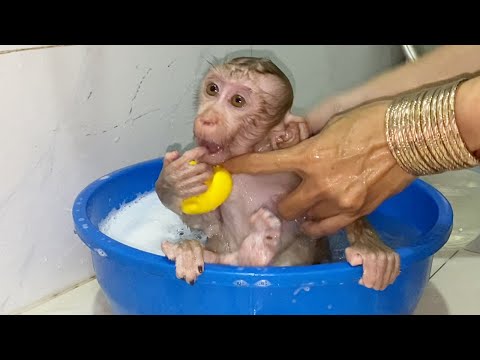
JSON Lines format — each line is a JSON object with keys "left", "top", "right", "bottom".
{"left": 0, "top": 45, "right": 404, "bottom": 314}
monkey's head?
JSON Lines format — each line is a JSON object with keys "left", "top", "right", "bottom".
{"left": 194, "top": 57, "right": 294, "bottom": 165}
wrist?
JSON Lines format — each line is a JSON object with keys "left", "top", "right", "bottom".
{"left": 384, "top": 77, "right": 480, "bottom": 176}
{"left": 454, "top": 75, "right": 480, "bottom": 155}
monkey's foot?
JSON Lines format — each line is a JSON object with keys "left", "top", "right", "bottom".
{"left": 161, "top": 240, "right": 205, "bottom": 285}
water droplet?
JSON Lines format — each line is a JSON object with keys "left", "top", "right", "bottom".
{"left": 78, "top": 218, "right": 85, "bottom": 222}
{"left": 292, "top": 299, "right": 297, "bottom": 304}
{"left": 114, "top": 137, "right": 120, "bottom": 143}
{"left": 82, "top": 224, "right": 89, "bottom": 229}
{"left": 327, "top": 304, "right": 333, "bottom": 310}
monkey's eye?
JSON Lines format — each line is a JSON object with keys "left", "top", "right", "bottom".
{"left": 231, "top": 94, "right": 246, "bottom": 108}
{"left": 206, "top": 83, "right": 219, "bottom": 96}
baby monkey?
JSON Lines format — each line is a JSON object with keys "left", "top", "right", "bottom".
{"left": 156, "top": 57, "right": 400, "bottom": 291}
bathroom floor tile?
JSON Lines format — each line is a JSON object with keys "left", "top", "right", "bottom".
{"left": 20, "top": 278, "right": 112, "bottom": 315}
{"left": 429, "top": 248, "right": 458, "bottom": 277}
{"left": 414, "top": 249, "right": 480, "bottom": 315}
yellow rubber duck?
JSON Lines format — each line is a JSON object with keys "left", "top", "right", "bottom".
{"left": 181, "top": 160, "right": 233, "bottom": 215}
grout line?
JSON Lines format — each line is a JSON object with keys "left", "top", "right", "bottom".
{"left": 11, "top": 275, "right": 97, "bottom": 315}
{"left": 429, "top": 250, "right": 459, "bottom": 279}
{"left": 0, "top": 45, "right": 73, "bottom": 56}
{"left": 462, "top": 248, "right": 480, "bottom": 255}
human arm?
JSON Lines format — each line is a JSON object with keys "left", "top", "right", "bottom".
{"left": 308, "top": 45, "right": 480, "bottom": 135}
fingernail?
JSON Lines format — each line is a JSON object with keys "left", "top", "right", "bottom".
{"left": 198, "top": 266, "right": 203, "bottom": 273}
{"left": 189, "top": 280, "right": 195, "bottom": 285}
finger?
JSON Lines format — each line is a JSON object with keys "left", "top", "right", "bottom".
{"left": 193, "top": 243, "right": 204, "bottom": 275}
{"left": 345, "top": 247, "right": 363, "bottom": 266}
{"left": 300, "top": 214, "right": 356, "bottom": 238}
{"left": 164, "top": 151, "right": 180, "bottom": 167}
{"left": 180, "top": 185, "right": 208, "bottom": 198}
{"left": 362, "top": 253, "right": 377, "bottom": 289}
{"left": 223, "top": 148, "right": 302, "bottom": 175}
{"left": 178, "top": 169, "right": 213, "bottom": 189}
{"left": 161, "top": 241, "right": 177, "bottom": 261}
{"left": 382, "top": 252, "right": 395, "bottom": 290}
{"left": 175, "top": 252, "right": 185, "bottom": 280}
{"left": 179, "top": 162, "right": 212, "bottom": 177}
{"left": 373, "top": 252, "right": 388, "bottom": 290}
{"left": 178, "top": 147, "right": 209, "bottom": 165}
{"left": 390, "top": 253, "right": 401, "bottom": 284}
{"left": 277, "top": 182, "right": 320, "bottom": 220}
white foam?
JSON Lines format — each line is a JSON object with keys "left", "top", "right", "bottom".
{"left": 98, "top": 191, "right": 207, "bottom": 256}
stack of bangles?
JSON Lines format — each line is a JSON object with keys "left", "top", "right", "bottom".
{"left": 385, "top": 77, "right": 480, "bottom": 176}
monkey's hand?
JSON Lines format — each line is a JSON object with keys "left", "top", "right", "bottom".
{"left": 345, "top": 219, "right": 400, "bottom": 291}
{"left": 155, "top": 147, "right": 212, "bottom": 214}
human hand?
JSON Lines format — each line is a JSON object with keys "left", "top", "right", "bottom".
{"left": 223, "top": 100, "right": 416, "bottom": 237}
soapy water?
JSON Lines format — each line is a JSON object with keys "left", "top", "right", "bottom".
{"left": 99, "top": 191, "right": 415, "bottom": 262}
{"left": 99, "top": 191, "right": 206, "bottom": 257}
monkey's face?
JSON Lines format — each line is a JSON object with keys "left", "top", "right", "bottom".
{"left": 194, "top": 69, "right": 283, "bottom": 165}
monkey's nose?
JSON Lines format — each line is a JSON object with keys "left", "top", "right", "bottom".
{"left": 198, "top": 117, "right": 218, "bottom": 126}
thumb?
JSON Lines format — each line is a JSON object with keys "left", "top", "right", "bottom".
{"left": 223, "top": 147, "right": 302, "bottom": 175}
{"left": 345, "top": 247, "right": 364, "bottom": 266}
{"left": 163, "top": 151, "right": 180, "bottom": 167}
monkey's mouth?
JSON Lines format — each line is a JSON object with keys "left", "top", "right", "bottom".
{"left": 197, "top": 139, "right": 225, "bottom": 155}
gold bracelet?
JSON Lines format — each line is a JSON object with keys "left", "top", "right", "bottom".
{"left": 385, "top": 78, "right": 480, "bottom": 176}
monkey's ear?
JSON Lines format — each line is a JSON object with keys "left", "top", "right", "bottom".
{"left": 254, "top": 122, "right": 286, "bottom": 153}
{"left": 254, "top": 113, "right": 312, "bottom": 153}
{"left": 272, "top": 113, "right": 311, "bottom": 150}
{"left": 283, "top": 113, "right": 311, "bottom": 139}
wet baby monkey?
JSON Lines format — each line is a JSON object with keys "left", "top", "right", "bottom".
{"left": 155, "top": 57, "right": 400, "bottom": 291}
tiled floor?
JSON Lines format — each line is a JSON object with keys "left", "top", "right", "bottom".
{"left": 19, "top": 169, "right": 480, "bottom": 315}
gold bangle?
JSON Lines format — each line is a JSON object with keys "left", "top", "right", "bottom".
{"left": 385, "top": 78, "right": 480, "bottom": 176}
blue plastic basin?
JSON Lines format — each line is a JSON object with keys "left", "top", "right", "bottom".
{"left": 72, "top": 157, "right": 453, "bottom": 315}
